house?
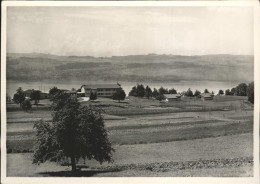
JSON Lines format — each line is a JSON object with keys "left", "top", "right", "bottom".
{"left": 23, "top": 89, "right": 49, "bottom": 99}
{"left": 164, "top": 93, "right": 182, "bottom": 102}
{"left": 79, "top": 83, "right": 122, "bottom": 98}
{"left": 200, "top": 93, "right": 214, "bottom": 101}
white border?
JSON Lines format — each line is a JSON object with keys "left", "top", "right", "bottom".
{"left": 1, "top": 1, "right": 260, "bottom": 184}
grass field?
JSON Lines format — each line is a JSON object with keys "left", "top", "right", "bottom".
{"left": 6, "top": 95, "right": 254, "bottom": 176}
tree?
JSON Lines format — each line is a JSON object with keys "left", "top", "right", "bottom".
{"left": 6, "top": 94, "right": 11, "bottom": 102}
{"left": 33, "top": 97, "right": 113, "bottom": 174}
{"left": 152, "top": 88, "right": 159, "bottom": 98}
{"left": 89, "top": 91, "right": 97, "bottom": 101}
{"left": 112, "top": 88, "right": 126, "bottom": 102}
{"left": 194, "top": 90, "right": 201, "bottom": 97}
{"left": 169, "top": 88, "right": 177, "bottom": 94}
{"left": 225, "top": 89, "right": 231, "bottom": 95}
{"left": 129, "top": 86, "right": 137, "bottom": 97}
{"left": 185, "top": 88, "right": 193, "bottom": 97}
{"left": 218, "top": 90, "right": 224, "bottom": 96}
{"left": 22, "top": 99, "right": 32, "bottom": 112}
{"left": 204, "top": 89, "right": 209, "bottom": 93}
{"left": 156, "top": 94, "right": 165, "bottom": 101}
{"left": 13, "top": 87, "right": 25, "bottom": 108}
{"left": 159, "top": 87, "right": 168, "bottom": 95}
{"left": 49, "top": 87, "right": 62, "bottom": 101}
{"left": 145, "top": 86, "right": 152, "bottom": 99}
{"left": 30, "top": 90, "right": 41, "bottom": 105}
{"left": 136, "top": 84, "right": 145, "bottom": 97}
{"left": 231, "top": 88, "right": 236, "bottom": 95}
{"left": 235, "top": 83, "right": 248, "bottom": 96}
{"left": 247, "top": 82, "right": 254, "bottom": 104}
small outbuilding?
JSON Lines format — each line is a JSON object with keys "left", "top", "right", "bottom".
{"left": 200, "top": 93, "right": 214, "bottom": 101}
{"left": 164, "top": 94, "right": 182, "bottom": 102}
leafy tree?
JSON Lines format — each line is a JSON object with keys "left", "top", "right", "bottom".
{"left": 30, "top": 90, "right": 41, "bottom": 105}
{"left": 129, "top": 86, "right": 137, "bottom": 97}
{"left": 231, "top": 88, "right": 236, "bottom": 95}
{"left": 145, "top": 86, "right": 152, "bottom": 99}
{"left": 49, "top": 87, "right": 62, "bottom": 100}
{"left": 204, "top": 89, "right": 209, "bottom": 93}
{"left": 169, "top": 88, "right": 177, "bottom": 94}
{"left": 159, "top": 87, "right": 168, "bottom": 95}
{"left": 22, "top": 99, "right": 32, "bottom": 112}
{"left": 33, "top": 97, "right": 113, "bottom": 174}
{"left": 218, "top": 90, "right": 224, "bottom": 96}
{"left": 13, "top": 87, "right": 25, "bottom": 108}
{"left": 247, "top": 82, "right": 254, "bottom": 104}
{"left": 112, "top": 88, "right": 126, "bottom": 102}
{"left": 89, "top": 91, "right": 97, "bottom": 101}
{"left": 136, "top": 84, "right": 145, "bottom": 97}
{"left": 235, "top": 83, "right": 248, "bottom": 96}
{"left": 225, "top": 89, "right": 231, "bottom": 95}
{"left": 185, "top": 88, "right": 193, "bottom": 97}
{"left": 194, "top": 90, "right": 201, "bottom": 97}
{"left": 6, "top": 94, "right": 11, "bottom": 102}
{"left": 152, "top": 88, "right": 159, "bottom": 98}
{"left": 156, "top": 94, "right": 165, "bottom": 101}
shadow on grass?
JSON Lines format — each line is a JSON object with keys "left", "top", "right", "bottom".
{"left": 39, "top": 168, "right": 121, "bottom": 177}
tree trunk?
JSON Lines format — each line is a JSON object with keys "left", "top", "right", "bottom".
{"left": 71, "top": 155, "right": 77, "bottom": 175}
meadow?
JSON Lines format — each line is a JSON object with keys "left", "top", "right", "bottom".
{"left": 6, "top": 95, "right": 254, "bottom": 177}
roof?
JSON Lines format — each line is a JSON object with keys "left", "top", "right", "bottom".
{"left": 82, "top": 84, "right": 121, "bottom": 89}
{"left": 164, "top": 94, "right": 181, "bottom": 99}
{"left": 200, "top": 93, "right": 213, "bottom": 98}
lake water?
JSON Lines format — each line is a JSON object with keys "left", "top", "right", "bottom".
{"left": 6, "top": 80, "right": 241, "bottom": 98}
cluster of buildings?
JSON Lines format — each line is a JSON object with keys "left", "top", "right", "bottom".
{"left": 163, "top": 93, "right": 214, "bottom": 102}
{"left": 22, "top": 83, "right": 122, "bottom": 100}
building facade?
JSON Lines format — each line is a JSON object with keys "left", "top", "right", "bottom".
{"left": 80, "top": 83, "right": 121, "bottom": 97}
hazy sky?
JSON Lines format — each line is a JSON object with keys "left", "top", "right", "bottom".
{"left": 7, "top": 6, "right": 253, "bottom": 56}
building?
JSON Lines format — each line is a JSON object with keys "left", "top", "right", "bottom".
{"left": 23, "top": 89, "right": 49, "bottom": 99}
{"left": 79, "top": 83, "right": 122, "bottom": 98}
{"left": 164, "top": 93, "right": 181, "bottom": 102}
{"left": 200, "top": 93, "right": 214, "bottom": 101}
{"left": 65, "top": 90, "right": 77, "bottom": 100}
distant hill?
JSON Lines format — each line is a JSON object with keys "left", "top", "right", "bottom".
{"left": 6, "top": 53, "right": 254, "bottom": 83}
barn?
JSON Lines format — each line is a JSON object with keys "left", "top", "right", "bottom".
{"left": 164, "top": 94, "right": 181, "bottom": 102}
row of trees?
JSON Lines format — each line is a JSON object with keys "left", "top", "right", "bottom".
{"left": 128, "top": 84, "right": 212, "bottom": 100}
{"left": 128, "top": 82, "right": 254, "bottom": 104}
{"left": 222, "top": 82, "right": 254, "bottom": 104}
{"left": 13, "top": 87, "right": 42, "bottom": 112}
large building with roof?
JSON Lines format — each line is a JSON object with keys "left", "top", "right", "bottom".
{"left": 79, "top": 83, "right": 122, "bottom": 97}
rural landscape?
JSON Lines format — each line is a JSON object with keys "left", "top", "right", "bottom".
{"left": 5, "top": 6, "right": 255, "bottom": 177}
{"left": 6, "top": 53, "right": 254, "bottom": 177}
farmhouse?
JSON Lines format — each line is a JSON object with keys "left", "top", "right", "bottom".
{"left": 23, "top": 89, "right": 49, "bottom": 99}
{"left": 79, "top": 83, "right": 122, "bottom": 97}
{"left": 164, "top": 94, "right": 181, "bottom": 102}
{"left": 200, "top": 93, "right": 214, "bottom": 101}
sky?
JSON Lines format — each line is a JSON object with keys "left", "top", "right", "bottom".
{"left": 7, "top": 6, "right": 253, "bottom": 57}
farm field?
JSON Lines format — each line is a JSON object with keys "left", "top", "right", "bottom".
{"left": 6, "top": 96, "right": 254, "bottom": 177}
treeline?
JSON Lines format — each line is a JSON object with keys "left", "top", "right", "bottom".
{"left": 222, "top": 82, "right": 254, "bottom": 103}
{"left": 129, "top": 82, "right": 254, "bottom": 104}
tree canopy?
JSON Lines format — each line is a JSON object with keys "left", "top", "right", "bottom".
{"left": 235, "top": 83, "right": 248, "bottom": 96}
{"left": 112, "top": 88, "right": 126, "bottom": 102}
{"left": 89, "top": 92, "right": 97, "bottom": 101}
{"left": 145, "top": 86, "right": 152, "bottom": 99}
{"left": 247, "top": 82, "right": 254, "bottom": 104}
{"left": 33, "top": 93, "right": 113, "bottom": 174}
{"left": 185, "top": 88, "right": 194, "bottom": 97}
{"left": 30, "top": 90, "right": 41, "bottom": 105}
{"left": 13, "top": 87, "right": 25, "bottom": 108}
